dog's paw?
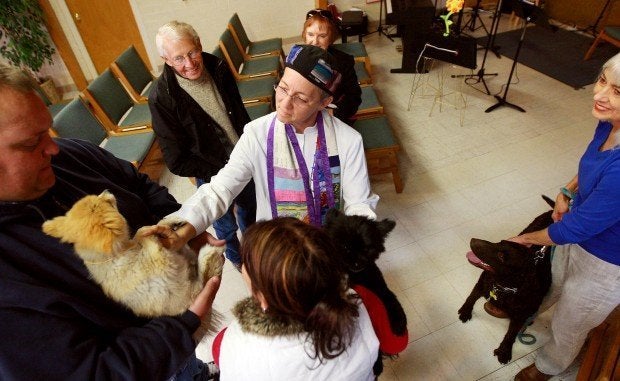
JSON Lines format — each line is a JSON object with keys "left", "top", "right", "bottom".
{"left": 494, "top": 346, "right": 512, "bottom": 364}
{"left": 458, "top": 306, "right": 473, "bottom": 322}
{"left": 198, "top": 245, "right": 225, "bottom": 279}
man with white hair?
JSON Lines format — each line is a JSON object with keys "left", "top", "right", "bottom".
{"left": 149, "top": 21, "right": 256, "bottom": 272}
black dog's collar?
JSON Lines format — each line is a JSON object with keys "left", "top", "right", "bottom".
{"left": 489, "top": 246, "right": 550, "bottom": 301}
{"left": 489, "top": 283, "right": 518, "bottom": 300}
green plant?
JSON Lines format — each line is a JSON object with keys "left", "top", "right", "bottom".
{"left": 0, "top": 0, "right": 55, "bottom": 77}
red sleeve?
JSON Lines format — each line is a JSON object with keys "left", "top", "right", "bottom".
{"left": 353, "top": 284, "right": 409, "bottom": 355}
{"left": 211, "top": 327, "right": 227, "bottom": 367}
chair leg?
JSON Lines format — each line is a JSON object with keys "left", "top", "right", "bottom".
{"left": 584, "top": 32, "right": 604, "bottom": 60}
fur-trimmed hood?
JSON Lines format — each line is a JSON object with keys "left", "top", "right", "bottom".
{"left": 233, "top": 297, "right": 305, "bottom": 337}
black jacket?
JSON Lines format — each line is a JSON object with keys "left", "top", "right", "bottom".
{"left": 0, "top": 139, "right": 198, "bottom": 381}
{"left": 149, "top": 52, "right": 255, "bottom": 209}
{"left": 328, "top": 46, "right": 362, "bottom": 125}
{"left": 149, "top": 52, "right": 251, "bottom": 180}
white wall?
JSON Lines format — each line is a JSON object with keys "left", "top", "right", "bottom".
{"left": 132, "top": 0, "right": 316, "bottom": 73}
{"left": 47, "top": 0, "right": 384, "bottom": 88}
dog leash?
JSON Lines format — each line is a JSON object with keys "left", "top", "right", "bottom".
{"left": 518, "top": 315, "right": 537, "bottom": 345}
{"left": 518, "top": 245, "right": 556, "bottom": 345}
{"left": 516, "top": 245, "right": 556, "bottom": 345}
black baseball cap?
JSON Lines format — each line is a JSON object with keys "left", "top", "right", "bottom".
{"left": 284, "top": 44, "right": 342, "bottom": 95}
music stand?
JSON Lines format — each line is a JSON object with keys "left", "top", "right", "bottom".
{"left": 460, "top": 0, "right": 491, "bottom": 37}
{"left": 485, "top": 0, "right": 543, "bottom": 113}
{"left": 377, "top": 0, "right": 395, "bottom": 41}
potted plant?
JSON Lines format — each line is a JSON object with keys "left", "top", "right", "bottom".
{"left": 0, "top": 0, "right": 59, "bottom": 101}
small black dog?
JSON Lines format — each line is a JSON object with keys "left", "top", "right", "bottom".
{"left": 458, "top": 196, "right": 554, "bottom": 364}
{"left": 324, "top": 209, "right": 408, "bottom": 349}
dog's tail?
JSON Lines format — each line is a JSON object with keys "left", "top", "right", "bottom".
{"left": 541, "top": 195, "right": 555, "bottom": 208}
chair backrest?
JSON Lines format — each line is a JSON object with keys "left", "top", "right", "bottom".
{"left": 229, "top": 13, "right": 250, "bottom": 49}
{"left": 86, "top": 69, "right": 135, "bottom": 124}
{"left": 112, "top": 45, "right": 152, "bottom": 95}
{"left": 219, "top": 28, "right": 244, "bottom": 72}
{"left": 34, "top": 84, "right": 53, "bottom": 106}
{"left": 212, "top": 46, "right": 224, "bottom": 60}
{"left": 52, "top": 97, "right": 107, "bottom": 145}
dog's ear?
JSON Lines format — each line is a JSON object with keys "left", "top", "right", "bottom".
{"left": 377, "top": 218, "right": 396, "bottom": 237}
{"left": 42, "top": 216, "right": 70, "bottom": 240}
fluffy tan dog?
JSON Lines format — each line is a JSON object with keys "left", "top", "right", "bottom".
{"left": 42, "top": 190, "right": 224, "bottom": 342}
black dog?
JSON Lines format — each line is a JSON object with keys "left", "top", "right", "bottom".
{"left": 458, "top": 196, "right": 554, "bottom": 364}
{"left": 324, "top": 209, "right": 408, "bottom": 374}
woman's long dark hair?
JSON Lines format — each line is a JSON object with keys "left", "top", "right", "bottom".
{"left": 241, "top": 217, "right": 359, "bottom": 361}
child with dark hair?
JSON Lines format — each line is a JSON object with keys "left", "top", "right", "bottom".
{"left": 212, "top": 217, "right": 379, "bottom": 380}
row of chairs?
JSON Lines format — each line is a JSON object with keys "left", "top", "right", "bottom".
{"left": 49, "top": 45, "right": 163, "bottom": 181}
{"left": 214, "top": 13, "right": 283, "bottom": 120}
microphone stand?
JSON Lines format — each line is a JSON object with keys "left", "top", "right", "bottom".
{"left": 452, "top": 0, "right": 503, "bottom": 95}
{"left": 485, "top": 9, "right": 531, "bottom": 113}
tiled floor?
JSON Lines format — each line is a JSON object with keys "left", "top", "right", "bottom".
{"left": 159, "top": 16, "right": 600, "bottom": 381}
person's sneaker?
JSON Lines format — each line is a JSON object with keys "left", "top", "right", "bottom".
{"left": 206, "top": 361, "right": 220, "bottom": 380}
{"left": 484, "top": 301, "right": 509, "bottom": 319}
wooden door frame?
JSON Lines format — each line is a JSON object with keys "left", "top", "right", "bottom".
{"left": 38, "top": 0, "right": 88, "bottom": 90}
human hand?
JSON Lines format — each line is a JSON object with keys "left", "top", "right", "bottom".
{"left": 189, "top": 276, "right": 221, "bottom": 319}
{"left": 507, "top": 235, "right": 532, "bottom": 247}
{"left": 552, "top": 192, "right": 571, "bottom": 222}
{"left": 188, "top": 231, "right": 226, "bottom": 255}
{"left": 138, "top": 222, "right": 196, "bottom": 252}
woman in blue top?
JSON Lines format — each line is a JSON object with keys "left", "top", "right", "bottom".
{"left": 511, "top": 53, "right": 620, "bottom": 381}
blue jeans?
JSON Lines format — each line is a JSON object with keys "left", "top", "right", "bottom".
{"left": 196, "top": 178, "right": 252, "bottom": 266}
{"left": 168, "top": 354, "right": 212, "bottom": 381}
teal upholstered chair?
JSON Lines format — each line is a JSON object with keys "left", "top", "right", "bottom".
{"left": 353, "top": 115, "right": 403, "bottom": 193}
{"left": 82, "top": 69, "right": 151, "bottom": 134}
{"left": 333, "top": 41, "right": 372, "bottom": 79}
{"left": 219, "top": 28, "right": 281, "bottom": 81}
{"left": 354, "top": 61, "right": 372, "bottom": 85}
{"left": 52, "top": 97, "right": 156, "bottom": 168}
{"left": 228, "top": 13, "right": 284, "bottom": 61}
{"left": 244, "top": 101, "right": 272, "bottom": 121}
{"left": 355, "top": 85, "right": 383, "bottom": 118}
{"left": 110, "top": 45, "right": 154, "bottom": 103}
{"left": 212, "top": 46, "right": 276, "bottom": 104}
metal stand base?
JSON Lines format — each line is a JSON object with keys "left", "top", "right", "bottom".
{"left": 485, "top": 94, "right": 525, "bottom": 113}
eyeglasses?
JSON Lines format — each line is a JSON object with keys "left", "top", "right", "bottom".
{"left": 169, "top": 49, "right": 201, "bottom": 66}
{"left": 306, "top": 9, "right": 333, "bottom": 20}
{"left": 273, "top": 84, "right": 311, "bottom": 107}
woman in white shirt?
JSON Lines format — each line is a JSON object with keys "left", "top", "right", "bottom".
{"left": 212, "top": 217, "right": 380, "bottom": 380}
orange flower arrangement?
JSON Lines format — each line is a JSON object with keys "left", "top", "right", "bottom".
{"left": 440, "top": 0, "right": 465, "bottom": 36}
